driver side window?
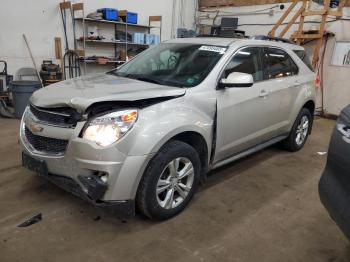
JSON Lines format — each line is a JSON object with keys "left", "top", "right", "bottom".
{"left": 224, "top": 47, "right": 264, "bottom": 82}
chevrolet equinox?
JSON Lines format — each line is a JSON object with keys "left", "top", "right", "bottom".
{"left": 20, "top": 37, "right": 316, "bottom": 220}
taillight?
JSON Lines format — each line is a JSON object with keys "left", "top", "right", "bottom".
{"left": 315, "top": 74, "right": 321, "bottom": 88}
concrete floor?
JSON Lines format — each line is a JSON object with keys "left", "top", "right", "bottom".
{"left": 0, "top": 117, "right": 349, "bottom": 262}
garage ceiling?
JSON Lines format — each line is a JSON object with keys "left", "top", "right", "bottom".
{"left": 199, "top": 0, "right": 292, "bottom": 8}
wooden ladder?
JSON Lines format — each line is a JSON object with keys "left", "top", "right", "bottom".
{"left": 268, "top": 0, "right": 346, "bottom": 68}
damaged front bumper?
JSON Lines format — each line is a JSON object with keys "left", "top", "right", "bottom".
{"left": 19, "top": 109, "right": 153, "bottom": 219}
{"left": 21, "top": 151, "right": 136, "bottom": 219}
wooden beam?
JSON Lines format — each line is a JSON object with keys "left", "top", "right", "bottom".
{"left": 149, "top": 16, "right": 162, "bottom": 22}
{"left": 268, "top": 0, "right": 298, "bottom": 38}
{"left": 279, "top": 0, "right": 306, "bottom": 38}
{"left": 295, "top": 0, "right": 308, "bottom": 44}
{"left": 72, "top": 3, "right": 83, "bottom": 11}
{"left": 59, "top": 1, "right": 71, "bottom": 10}
{"left": 293, "top": 33, "right": 322, "bottom": 39}
{"left": 303, "top": 10, "right": 326, "bottom": 16}
{"left": 312, "top": 0, "right": 330, "bottom": 68}
{"left": 340, "top": 0, "right": 349, "bottom": 8}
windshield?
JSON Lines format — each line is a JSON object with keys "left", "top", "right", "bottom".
{"left": 110, "top": 43, "right": 227, "bottom": 87}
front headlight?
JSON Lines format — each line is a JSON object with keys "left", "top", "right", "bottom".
{"left": 83, "top": 109, "right": 138, "bottom": 147}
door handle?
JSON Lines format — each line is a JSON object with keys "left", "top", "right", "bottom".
{"left": 259, "top": 90, "right": 269, "bottom": 98}
{"left": 337, "top": 124, "right": 350, "bottom": 138}
{"left": 337, "top": 124, "right": 350, "bottom": 143}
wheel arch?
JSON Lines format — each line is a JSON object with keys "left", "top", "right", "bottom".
{"left": 303, "top": 100, "right": 315, "bottom": 115}
{"left": 147, "top": 130, "right": 210, "bottom": 184}
{"left": 302, "top": 100, "right": 315, "bottom": 134}
{"left": 170, "top": 131, "right": 209, "bottom": 181}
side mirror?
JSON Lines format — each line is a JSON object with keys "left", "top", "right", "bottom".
{"left": 218, "top": 72, "right": 254, "bottom": 89}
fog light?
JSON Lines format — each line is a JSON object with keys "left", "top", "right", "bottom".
{"left": 96, "top": 172, "right": 109, "bottom": 183}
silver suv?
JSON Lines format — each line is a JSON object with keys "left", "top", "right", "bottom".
{"left": 20, "top": 37, "right": 316, "bottom": 220}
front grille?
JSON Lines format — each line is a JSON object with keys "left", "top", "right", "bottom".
{"left": 30, "top": 104, "right": 81, "bottom": 127}
{"left": 25, "top": 127, "right": 68, "bottom": 154}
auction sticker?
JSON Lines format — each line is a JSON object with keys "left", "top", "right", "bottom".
{"left": 199, "top": 46, "right": 227, "bottom": 54}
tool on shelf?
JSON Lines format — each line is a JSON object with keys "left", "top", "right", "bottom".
{"left": 40, "top": 60, "right": 62, "bottom": 86}
{"left": 0, "top": 61, "right": 13, "bottom": 93}
{"left": 0, "top": 60, "right": 14, "bottom": 118}
{"left": 71, "top": 3, "right": 86, "bottom": 73}
{"left": 55, "top": 37, "right": 64, "bottom": 78}
{"left": 72, "top": 3, "right": 162, "bottom": 74}
{"left": 59, "top": 1, "right": 72, "bottom": 51}
{"left": 22, "top": 34, "right": 44, "bottom": 87}
{"left": 63, "top": 50, "right": 81, "bottom": 79}
{"left": 149, "top": 16, "right": 162, "bottom": 41}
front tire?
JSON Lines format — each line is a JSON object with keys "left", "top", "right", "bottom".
{"left": 136, "top": 140, "right": 201, "bottom": 220}
{"left": 283, "top": 108, "right": 312, "bottom": 152}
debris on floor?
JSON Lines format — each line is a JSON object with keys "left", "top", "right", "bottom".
{"left": 17, "top": 213, "right": 42, "bottom": 227}
{"left": 93, "top": 215, "right": 101, "bottom": 221}
{"left": 0, "top": 99, "right": 15, "bottom": 118}
{"left": 317, "top": 151, "right": 327, "bottom": 156}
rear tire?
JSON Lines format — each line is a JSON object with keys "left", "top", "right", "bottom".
{"left": 136, "top": 140, "right": 201, "bottom": 220}
{"left": 283, "top": 108, "right": 312, "bottom": 152}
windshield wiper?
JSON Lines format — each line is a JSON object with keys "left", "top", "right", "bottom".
{"left": 124, "top": 74, "right": 164, "bottom": 85}
{"left": 134, "top": 76, "right": 163, "bottom": 85}
{"left": 113, "top": 72, "right": 183, "bottom": 88}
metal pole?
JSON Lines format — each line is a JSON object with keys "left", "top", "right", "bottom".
{"left": 22, "top": 34, "right": 44, "bottom": 87}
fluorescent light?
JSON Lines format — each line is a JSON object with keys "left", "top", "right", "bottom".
{"left": 237, "top": 51, "right": 251, "bottom": 56}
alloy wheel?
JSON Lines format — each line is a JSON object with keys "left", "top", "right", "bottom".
{"left": 296, "top": 115, "right": 309, "bottom": 146}
{"left": 156, "top": 157, "right": 195, "bottom": 209}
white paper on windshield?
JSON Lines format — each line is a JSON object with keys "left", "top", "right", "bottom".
{"left": 199, "top": 46, "right": 227, "bottom": 54}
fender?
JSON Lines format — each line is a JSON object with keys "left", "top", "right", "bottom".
{"left": 114, "top": 95, "right": 214, "bottom": 158}
{"left": 287, "top": 79, "right": 316, "bottom": 131}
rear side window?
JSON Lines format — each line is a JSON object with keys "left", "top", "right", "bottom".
{"left": 265, "top": 48, "right": 299, "bottom": 79}
{"left": 224, "top": 47, "right": 264, "bottom": 82}
{"left": 293, "top": 50, "right": 314, "bottom": 72}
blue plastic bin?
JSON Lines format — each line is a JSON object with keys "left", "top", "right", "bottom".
{"left": 120, "top": 10, "right": 138, "bottom": 24}
{"left": 97, "top": 8, "right": 118, "bottom": 21}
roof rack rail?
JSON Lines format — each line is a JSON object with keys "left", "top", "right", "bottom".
{"left": 250, "top": 35, "right": 295, "bottom": 44}
{"left": 196, "top": 34, "right": 246, "bottom": 39}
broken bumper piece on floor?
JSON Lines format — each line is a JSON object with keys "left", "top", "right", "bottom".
{"left": 22, "top": 152, "right": 135, "bottom": 219}
{"left": 47, "top": 172, "right": 135, "bottom": 219}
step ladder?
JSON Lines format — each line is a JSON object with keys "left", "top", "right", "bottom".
{"left": 268, "top": 0, "right": 346, "bottom": 68}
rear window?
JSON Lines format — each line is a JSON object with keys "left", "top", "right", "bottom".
{"left": 293, "top": 50, "right": 314, "bottom": 72}
{"left": 265, "top": 48, "right": 299, "bottom": 79}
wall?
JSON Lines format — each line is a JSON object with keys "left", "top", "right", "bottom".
{"left": 322, "top": 35, "right": 350, "bottom": 115}
{"left": 197, "top": 2, "right": 350, "bottom": 115}
{"left": 197, "top": 2, "right": 349, "bottom": 38}
{"left": 0, "top": 0, "right": 197, "bottom": 75}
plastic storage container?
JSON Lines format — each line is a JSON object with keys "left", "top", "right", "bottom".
{"left": 132, "top": 33, "right": 145, "bottom": 44}
{"left": 10, "top": 80, "right": 41, "bottom": 118}
{"left": 97, "top": 8, "right": 118, "bottom": 21}
{"left": 145, "top": 34, "right": 160, "bottom": 45}
{"left": 119, "top": 10, "right": 138, "bottom": 24}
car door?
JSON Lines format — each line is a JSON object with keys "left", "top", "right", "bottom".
{"left": 214, "top": 46, "right": 269, "bottom": 162}
{"left": 258, "top": 47, "right": 300, "bottom": 140}
{"left": 319, "top": 105, "right": 350, "bottom": 240}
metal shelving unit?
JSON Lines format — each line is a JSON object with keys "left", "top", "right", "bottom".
{"left": 76, "top": 38, "right": 150, "bottom": 47}
{"left": 72, "top": 4, "right": 162, "bottom": 73}
{"left": 75, "top": 17, "right": 155, "bottom": 29}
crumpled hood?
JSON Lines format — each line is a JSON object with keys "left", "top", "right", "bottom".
{"left": 30, "top": 73, "right": 186, "bottom": 112}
